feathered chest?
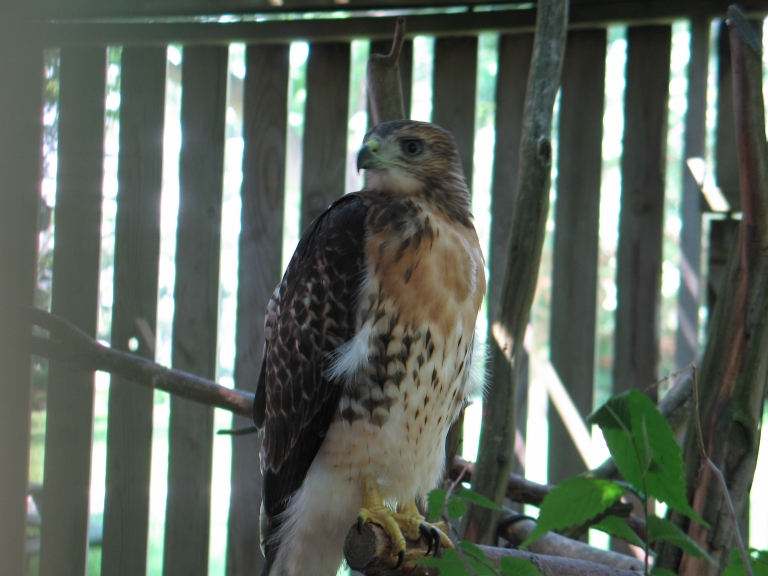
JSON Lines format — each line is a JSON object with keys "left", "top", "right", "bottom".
{"left": 327, "top": 203, "right": 486, "bottom": 429}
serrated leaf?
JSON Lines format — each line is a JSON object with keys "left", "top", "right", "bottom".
{"left": 647, "top": 516, "right": 715, "bottom": 565}
{"left": 447, "top": 496, "right": 468, "bottom": 519}
{"left": 427, "top": 488, "right": 447, "bottom": 522}
{"left": 499, "top": 555, "right": 542, "bottom": 576}
{"left": 519, "top": 477, "right": 624, "bottom": 549}
{"left": 651, "top": 568, "right": 678, "bottom": 576}
{"left": 589, "top": 390, "right": 706, "bottom": 525}
{"left": 456, "top": 487, "right": 501, "bottom": 511}
{"left": 591, "top": 515, "right": 645, "bottom": 549}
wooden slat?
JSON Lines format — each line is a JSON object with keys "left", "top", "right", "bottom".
{"left": 0, "top": 10, "right": 44, "bottom": 574}
{"left": 38, "top": 46, "right": 106, "bottom": 576}
{"left": 368, "top": 39, "right": 412, "bottom": 121}
{"left": 226, "top": 43, "right": 289, "bottom": 576}
{"left": 548, "top": 29, "right": 606, "bottom": 484}
{"left": 100, "top": 46, "right": 166, "bottom": 576}
{"left": 674, "top": 17, "right": 709, "bottom": 369}
{"left": 431, "top": 36, "right": 477, "bottom": 189}
{"left": 487, "top": 32, "right": 533, "bottom": 474}
{"left": 163, "top": 45, "right": 228, "bottom": 576}
{"left": 22, "top": 0, "right": 768, "bottom": 31}
{"left": 613, "top": 25, "right": 672, "bottom": 399}
{"left": 300, "top": 42, "right": 350, "bottom": 231}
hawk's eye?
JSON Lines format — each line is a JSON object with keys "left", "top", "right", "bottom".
{"left": 402, "top": 139, "right": 424, "bottom": 157}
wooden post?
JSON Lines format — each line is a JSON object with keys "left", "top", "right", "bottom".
{"left": 548, "top": 28, "right": 606, "bottom": 484}
{"left": 38, "top": 45, "right": 107, "bottom": 576}
{"left": 101, "top": 46, "right": 166, "bottom": 576}
{"left": 368, "top": 37, "right": 412, "bottom": 122}
{"left": 163, "top": 45, "right": 228, "bottom": 576}
{"left": 226, "top": 43, "right": 289, "bottom": 576}
{"left": 0, "top": 5, "right": 44, "bottom": 573}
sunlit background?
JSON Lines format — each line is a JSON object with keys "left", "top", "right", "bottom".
{"left": 27, "top": 17, "right": 768, "bottom": 575}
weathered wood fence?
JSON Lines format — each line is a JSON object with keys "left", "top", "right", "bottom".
{"left": 2, "top": 1, "right": 768, "bottom": 575}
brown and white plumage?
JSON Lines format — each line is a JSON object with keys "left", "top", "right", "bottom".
{"left": 253, "top": 120, "right": 486, "bottom": 576}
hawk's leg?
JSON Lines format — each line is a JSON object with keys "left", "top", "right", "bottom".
{"left": 357, "top": 478, "right": 453, "bottom": 566}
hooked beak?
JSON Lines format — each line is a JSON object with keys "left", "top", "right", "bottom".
{"left": 356, "top": 142, "right": 380, "bottom": 172}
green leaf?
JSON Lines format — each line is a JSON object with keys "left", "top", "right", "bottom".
{"left": 427, "top": 488, "right": 447, "bottom": 522}
{"left": 591, "top": 516, "right": 645, "bottom": 549}
{"left": 647, "top": 516, "right": 715, "bottom": 565}
{"left": 588, "top": 390, "right": 707, "bottom": 525}
{"left": 519, "top": 477, "right": 625, "bottom": 549}
{"left": 456, "top": 487, "right": 501, "bottom": 511}
{"left": 415, "top": 549, "right": 469, "bottom": 576}
{"left": 723, "top": 548, "right": 768, "bottom": 576}
{"left": 458, "top": 540, "right": 486, "bottom": 558}
{"left": 499, "top": 556, "right": 542, "bottom": 576}
{"left": 447, "top": 496, "right": 468, "bottom": 519}
{"left": 651, "top": 568, "right": 678, "bottom": 576}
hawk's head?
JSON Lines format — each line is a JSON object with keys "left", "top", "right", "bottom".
{"left": 357, "top": 120, "right": 469, "bottom": 202}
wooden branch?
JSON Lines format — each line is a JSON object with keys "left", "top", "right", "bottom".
{"left": 344, "top": 522, "right": 643, "bottom": 576}
{"left": 367, "top": 17, "right": 407, "bottom": 125}
{"left": 464, "top": 0, "right": 569, "bottom": 545}
{"left": 22, "top": 307, "right": 253, "bottom": 417}
{"left": 657, "top": 5, "right": 768, "bottom": 574}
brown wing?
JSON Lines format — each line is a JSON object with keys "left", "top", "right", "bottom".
{"left": 253, "top": 193, "right": 368, "bottom": 563}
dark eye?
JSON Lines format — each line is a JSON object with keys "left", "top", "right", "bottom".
{"left": 402, "top": 139, "right": 423, "bottom": 156}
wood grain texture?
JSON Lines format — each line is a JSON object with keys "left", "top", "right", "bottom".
{"left": 675, "top": 17, "right": 709, "bottom": 369}
{"left": 226, "top": 43, "right": 289, "bottom": 576}
{"left": 38, "top": 46, "right": 106, "bottom": 576}
{"left": 100, "top": 46, "right": 166, "bottom": 576}
{"left": 613, "top": 25, "right": 671, "bottom": 399}
{"left": 300, "top": 42, "right": 350, "bottom": 231}
{"left": 163, "top": 45, "right": 228, "bottom": 576}
{"left": 431, "top": 36, "right": 477, "bottom": 190}
{"left": 548, "top": 28, "right": 606, "bottom": 484}
{"left": 486, "top": 32, "right": 534, "bottom": 476}
{"left": 0, "top": 9, "right": 44, "bottom": 573}
{"left": 368, "top": 38, "right": 412, "bottom": 123}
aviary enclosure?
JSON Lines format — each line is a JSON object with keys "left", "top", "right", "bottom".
{"left": 1, "top": 0, "right": 768, "bottom": 575}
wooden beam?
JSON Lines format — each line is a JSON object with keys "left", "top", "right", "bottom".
{"left": 675, "top": 17, "right": 709, "bottom": 369}
{"left": 300, "top": 42, "right": 350, "bottom": 232}
{"left": 21, "top": 0, "right": 768, "bottom": 26}
{"left": 432, "top": 36, "right": 478, "bottom": 190}
{"left": 548, "top": 28, "right": 606, "bottom": 484}
{"left": 100, "top": 46, "right": 166, "bottom": 576}
{"left": 162, "top": 45, "right": 228, "bottom": 576}
{"left": 226, "top": 43, "right": 289, "bottom": 576}
{"left": 0, "top": 9, "right": 44, "bottom": 575}
{"left": 38, "top": 45, "right": 106, "bottom": 576}
{"left": 29, "top": 2, "right": 768, "bottom": 48}
{"left": 613, "top": 25, "right": 672, "bottom": 399}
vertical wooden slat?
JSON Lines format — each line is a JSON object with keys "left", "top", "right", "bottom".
{"left": 432, "top": 36, "right": 478, "bottom": 188}
{"left": 226, "top": 43, "right": 289, "bottom": 576}
{"left": 163, "top": 45, "right": 228, "bottom": 576}
{"left": 368, "top": 39, "right": 413, "bottom": 121}
{"left": 38, "top": 46, "right": 106, "bottom": 576}
{"left": 675, "top": 17, "right": 709, "bottom": 369}
{"left": 101, "top": 46, "right": 166, "bottom": 576}
{"left": 613, "top": 25, "right": 672, "bottom": 399}
{"left": 487, "top": 33, "right": 533, "bottom": 473}
{"left": 300, "top": 42, "right": 350, "bottom": 231}
{"left": 0, "top": 11, "right": 44, "bottom": 575}
{"left": 548, "top": 29, "right": 606, "bottom": 484}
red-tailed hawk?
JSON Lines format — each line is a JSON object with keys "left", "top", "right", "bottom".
{"left": 253, "top": 120, "right": 486, "bottom": 576}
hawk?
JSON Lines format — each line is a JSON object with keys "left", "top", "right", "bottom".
{"left": 253, "top": 120, "right": 486, "bottom": 576}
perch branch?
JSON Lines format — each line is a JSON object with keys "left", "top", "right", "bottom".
{"left": 344, "top": 522, "right": 643, "bottom": 576}
{"left": 22, "top": 307, "right": 253, "bottom": 417}
{"left": 464, "top": 0, "right": 569, "bottom": 544}
{"left": 367, "top": 17, "right": 407, "bottom": 125}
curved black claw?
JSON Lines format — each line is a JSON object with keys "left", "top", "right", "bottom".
{"left": 418, "top": 523, "right": 433, "bottom": 556}
{"left": 430, "top": 527, "right": 442, "bottom": 557}
{"left": 357, "top": 516, "right": 363, "bottom": 534}
{"left": 395, "top": 550, "right": 405, "bottom": 569}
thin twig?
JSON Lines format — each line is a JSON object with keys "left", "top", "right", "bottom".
{"left": 691, "top": 366, "right": 754, "bottom": 576}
